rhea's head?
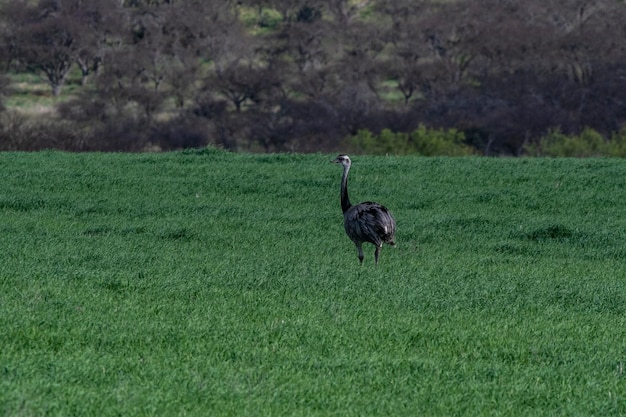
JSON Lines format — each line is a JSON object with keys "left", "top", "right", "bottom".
{"left": 331, "top": 154, "right": 351, "bottom": 167}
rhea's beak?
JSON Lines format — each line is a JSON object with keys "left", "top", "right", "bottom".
{"left": 330, "top": 158, "right": 339, "bottom": 163}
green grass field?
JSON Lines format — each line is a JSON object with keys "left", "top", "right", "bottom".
{"left": 1, "top": 150, "right": 625, "bottom": 416}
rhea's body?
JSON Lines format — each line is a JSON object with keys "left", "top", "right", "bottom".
{"left": 331, "top": 154, "right": 396, "bottom": 265}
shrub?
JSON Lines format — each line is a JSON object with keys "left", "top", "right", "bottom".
{"left": 149, "top": 116, "right": 210, "bottom": 151}
{"left": 606, "top": 127, "right": 626, "bottom": 157}
{"left": 408, "top": 125, "right": 474, "bottom": 156}
{"left": 258, "top": 8, "right": 282, "bottom": 30}
{"left": 525, "top": 128, "right": 606, "bottom": 157}
{"left": 349, "top": 128, "right": 407, "bottom": 155}
{"left": 525, "top": 127, "right": 626, "bottom": 157}
{"left": 0, "top": 112, "right": 91, "bottom": 151}
{"left": 349, "top": 125, "right": 474, "bottom": 156}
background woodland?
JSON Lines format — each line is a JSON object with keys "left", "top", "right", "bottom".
{"left": 0, "top": 0, "right": 625, "bottom": 155}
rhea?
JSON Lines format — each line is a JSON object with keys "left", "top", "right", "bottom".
{"left": 331, "top": 154, "right": 396, "bottom": 265}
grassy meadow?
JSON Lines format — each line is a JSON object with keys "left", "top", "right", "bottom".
{"left": 1, "top": 150, "right": 625, "bottom": 416}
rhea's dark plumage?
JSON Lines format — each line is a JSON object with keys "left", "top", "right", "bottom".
{"left": 331, "top": 154, "right": 396, "bottom": 265}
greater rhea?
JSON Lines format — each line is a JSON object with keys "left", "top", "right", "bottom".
{"left": 331, "top": 154, "right": 396, "bottom": 265}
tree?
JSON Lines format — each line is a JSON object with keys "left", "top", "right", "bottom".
{"left": 2, "top": 0, "right": 122, "bottom": 96}
{"left": 324, "top": 0, "right": 371, "bottom": 25}
{"left": 13, "top": 13, "right": 79, "bottom": 96}
{"left": 377, "top": 1, "right": 431, "bottom": 104}
{"left": 71, "top": 0, "right": 122, "bottom": 86}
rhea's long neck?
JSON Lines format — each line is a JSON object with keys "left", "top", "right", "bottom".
{"left": 340, "top": 163, "right": 352, "bottom": 213}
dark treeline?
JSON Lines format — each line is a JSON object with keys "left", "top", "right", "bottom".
{"left": 0, "top": 0, "right": 625, "bottom": 154}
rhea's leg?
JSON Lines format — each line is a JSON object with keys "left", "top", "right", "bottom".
{"left": 374, "top": 245, "right": 381, "bottom": 265}
{"left": 356, "top": 243, "right": 364, "bottom": 264}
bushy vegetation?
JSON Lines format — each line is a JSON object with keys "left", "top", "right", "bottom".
{"left": 1, "top": 151, "right": 626, "bottom": 415}
{"left": 350, "top": 126, "right": 474, "bottom": 156}
{"left": 526, "top": 127, "right": 626, "bottom": 158}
